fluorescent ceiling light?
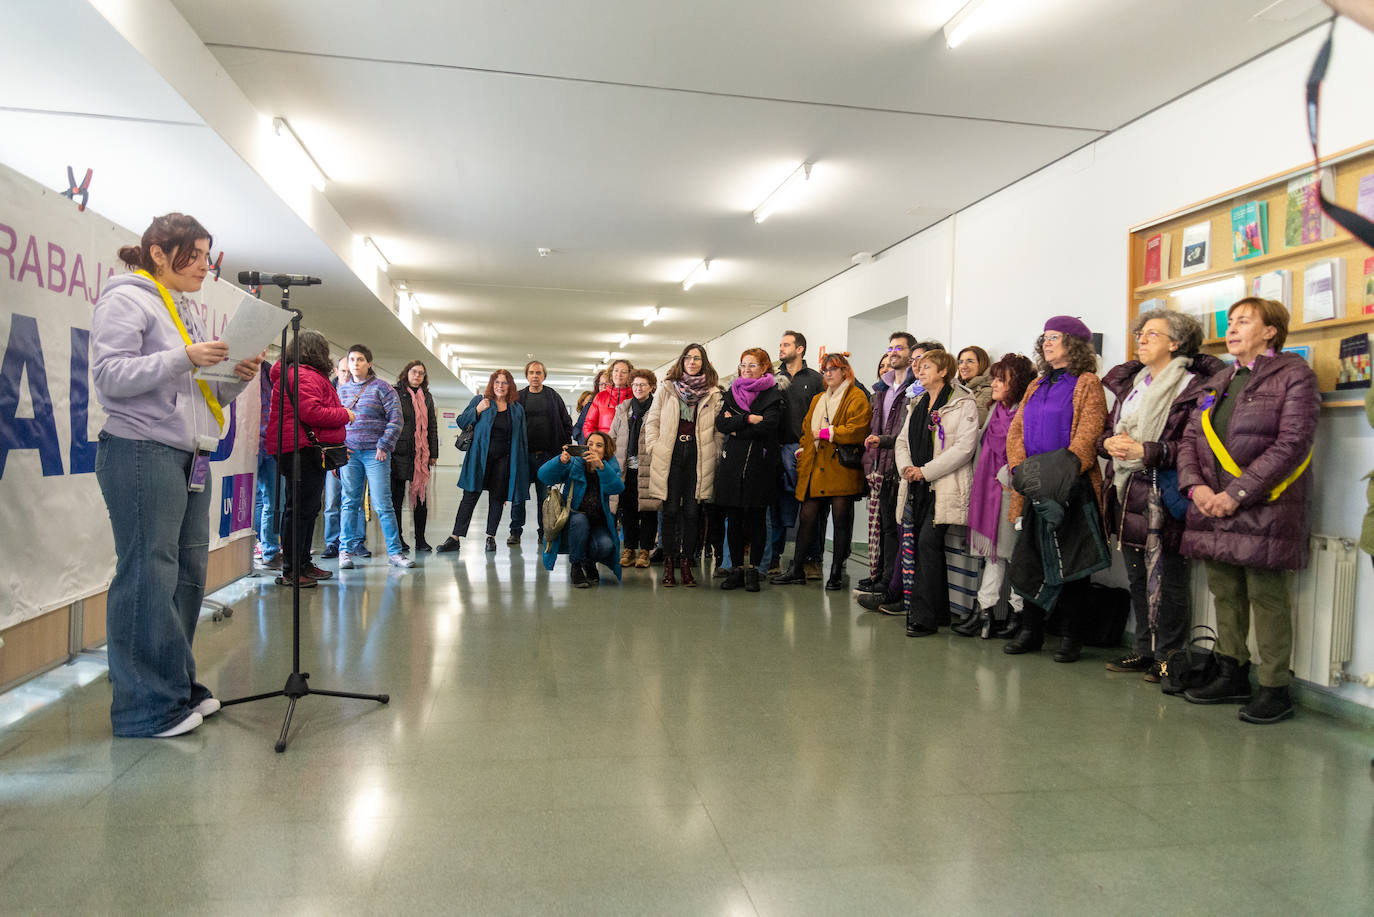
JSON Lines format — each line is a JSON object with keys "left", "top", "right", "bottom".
{"left": 753, "top": 162, "right": 813, "bottom": 224}
{"left": 682, "top": 260, "right": 710, "bottom": 291}
{"left": 620, "top": 334, "right": 633, "bottom": 349}
{"left": 363, "top": 236, "right": 390, "bottom": 273}
{"left": 642, "top": 307, "right": 660, "bottom": 327}
{"left": 272, "top": 117, "right": 329, "bottom": 192}
{"left": 943, "top": 0, "right": 991, "bottom": 49}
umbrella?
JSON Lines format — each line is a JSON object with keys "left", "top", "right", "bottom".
{"left": 1144, "top": 468, "right": 1167, "bottom": 656}
{"left": 866, "top": 471, "right": 884, "bottom": 581}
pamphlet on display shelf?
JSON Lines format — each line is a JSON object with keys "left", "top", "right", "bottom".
{"left": 1180, "top": 222, "right": 1210, "bottom": 276}
{"left": 194, "top": 289, "right": 294, "bottom": 382}
{"left": 1301, "top": 258, "right": 1346, "bottom": 324}
{"left": 1363, "top": 256, "right": 1374, "bottom": 315}
{"left": 1230, "top": 201, "right": 1268, "bottom": 262}
{"left": 1251, "top": 269, "right": 1292, "bottom": 307}
{"left": 1336, "top": 333, "right": 1372, "bottom": 390}
{"left": 1284, "top": 171, "right": 1335, "bottom": 248}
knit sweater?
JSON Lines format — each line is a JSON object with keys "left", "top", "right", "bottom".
{"left": 338, "top": 376, "right": 402, "bottom": 452}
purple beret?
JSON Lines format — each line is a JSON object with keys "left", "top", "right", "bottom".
{"left": 1044, "top": 315, "right": 1092, "bottom": 341}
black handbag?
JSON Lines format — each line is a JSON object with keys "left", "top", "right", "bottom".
{"left": 1160, "top": 625, "right": 1219, "bottom": 696}
{"left": 455, "top": 425, "right": 475, "bottom": 452}
{"left": 834, "top": 442, "right": 864, "bottom": 469}
{"left": 312, "top": 434, "right": 350, "bottom": 471}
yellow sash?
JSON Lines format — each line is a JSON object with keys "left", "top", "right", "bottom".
{"left": 136, "top": 270, "right": 225, "bottom": 431}
{"left": 1199, "top": 401, "right": 1310, "bottom": 502}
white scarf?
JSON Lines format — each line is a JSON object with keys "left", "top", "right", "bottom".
{"left": 812, "top": 379, "right": 851, "bottom": 436}
{"left": 1113, "top": 355, "right": 1190, "bottom": 497}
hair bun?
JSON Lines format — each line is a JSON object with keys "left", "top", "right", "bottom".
{"left": 117, "top": 244, "right": 142, "bottom": 269}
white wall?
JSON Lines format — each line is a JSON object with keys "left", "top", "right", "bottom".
{"left": 701, "top": 21, "right": 1374, "bottom": 711}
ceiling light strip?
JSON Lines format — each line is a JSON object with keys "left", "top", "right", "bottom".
{"left": 272, "top": 117, "right": 329, "bottom": 192}
{"left": 682, "top": 260, "right": 710, "bottom": 291}
{"left": 753, "top": 162, "right": 812, "bottom": 224}
{"left": 943, "top": 0, "right": 990, "bottom": 49}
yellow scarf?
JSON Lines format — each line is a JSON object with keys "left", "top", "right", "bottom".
{"left": 136, "top": 270, "right": 225, "bottom": 431}
{"left": 1199, "top": 401, "right": 1309, "bottom": 502}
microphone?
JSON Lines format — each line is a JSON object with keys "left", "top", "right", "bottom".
{"left": 237, "top": 270, "right": 323, "bottom": 287}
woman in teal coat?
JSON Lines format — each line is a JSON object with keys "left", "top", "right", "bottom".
{"left": 437, "top": 369, "right": 529, "bottom": 553}
{"left": 538, "top": 432, "right": 625, "bottom": 587}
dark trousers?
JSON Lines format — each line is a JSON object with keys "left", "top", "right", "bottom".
{"left": 790, "top": 495, "right": 854, "bottom": 573}
{"left": 1025, "top": 577, "right": 1092, "bottom": 639}
{"left": 511, "top": 450, "right": 556, "bottom": 537}
{"left": 390, "top": 475, "right": 430, "bottom": 547}
{"left": 278, "top": 449, "right": 327, "bottom": 576}
{"left": 705, "top": 504, "right": 726, "bottom": 557}
{"left": 1123, "top": 544, "right": 1190, "bottom": 657}
{"left": 878, "top": 475, "right": 901, "bottom": 597}
{"left": 620, "top": 470, "right": 658, "bottom": 551}
{"left": 724, "top": 505, "right": 767, "bottom": 568}
{"left": 907, "top": 498, "right": 951, "bottom": 629}
{"left": 662, "top": 439, "right": 701, "bottom": 557}
{"left": 452, "top": 489, "right": 504, "bottom": 537}
{"left": 567, "top": 512, "right": 616, "bottom": 566}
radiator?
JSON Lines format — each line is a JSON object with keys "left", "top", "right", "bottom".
{"left": 1190, "top": 534, "right": 1358, "bottom": 687}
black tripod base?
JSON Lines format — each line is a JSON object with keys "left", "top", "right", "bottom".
{"left": 221, "top": 671, "right": 389, "bottom": 753}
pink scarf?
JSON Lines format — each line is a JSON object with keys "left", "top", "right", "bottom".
{"left": 409, "top": 386, "right": 431, "bottom": 507}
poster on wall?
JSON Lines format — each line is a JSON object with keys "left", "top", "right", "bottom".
{"left": 0, "top": 164, "right": 259, "bottom": 631}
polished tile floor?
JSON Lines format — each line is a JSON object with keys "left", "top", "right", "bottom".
{"left": 2, "top": 472, "right": 1372, "bottom": 915}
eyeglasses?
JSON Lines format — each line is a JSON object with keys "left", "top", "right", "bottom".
{"left": 1135, "top": 330, "right": 1169, "bottom": 341}
{"left": 822, "top": 365, "right": 842, "bottom": 373}
{"left": 738, "top": 363, "right": 761, "bottom": 371}
{"left": 885, "top": 346, "right": 907, "bottom": 353}
{"left": 1042, "top": 333, "right": 1063, "bottom": 343}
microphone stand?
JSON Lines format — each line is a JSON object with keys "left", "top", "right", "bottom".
{"left": 220, "top": 280, "right": 388, "bottom": 752}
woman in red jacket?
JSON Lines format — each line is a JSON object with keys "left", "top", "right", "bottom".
{"left": 583, "top": 359, "right": 633, "bottom": 439}
{"left": 266, "top": 330, "right": 354, "bottom": 588}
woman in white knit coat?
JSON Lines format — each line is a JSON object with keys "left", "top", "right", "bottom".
{"left": 642, "top": 343, "right": 724, "bottom": 587}
{"left": 895, "top": 349, "right": 980, "bottom": 637}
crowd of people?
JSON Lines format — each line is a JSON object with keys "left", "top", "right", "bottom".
{"left": 86, "top": 212, "right": 1337, "bottom": 738}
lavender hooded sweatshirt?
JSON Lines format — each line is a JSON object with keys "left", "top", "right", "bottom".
{"left": 91, "top": 272, "right": 249, "bottom": 452}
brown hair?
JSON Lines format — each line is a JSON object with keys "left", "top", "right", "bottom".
{"left": 577, "top": 391, "right": 595, "bottom": 412}
{"left": 782, "top": 329, "right": 807, "bottom": 356}
{"left": 607, "top": 359, "right": 634, "bottom": 380}
{"left": 587, "top": 430, "right": 616, "bottom": 459}
{"left": 118, "top": 213, "right": 212, "bottom": 277}
{"left": 396, "top": 360, "right": 429, "bottom": 391}
{"left": 1227, "top": 296, "right": 1290, "bottom": 352}
{"left": 594, "top": 370, "right": 608, "bottom": 390}
{"left": 957, "top": 346, "right": 990, "bottom": 377}
{"left": 913, "top": 340, "right": 945, "bottom": 354}
{"left": 524, "top": 360, "right": 546, "bottom": 377}
{"left": 666, "top": 343, "right": 718, "bottom": 388}
{"left": 630, "top": 369, "right": 657, "bottom": 389}
{"left": 739, "top": 347, "right": 773, "bottom": 376}
{"left": 917, "top": 349, "right": 958, "bottom": 383}
{"left": 1034, "top": 331, "right": 1098, "bottom": 376}
{"left": 820, "top": 352, "right": 854, "bottom": 383}
{"left": 484, "top": 369, "right": 517, "bottom": 402}
{"left": 283, "top": 329, "right": 334, "bottom": 377}
{"left": 990, "top": 353, "right": 1036, "bottom": 405}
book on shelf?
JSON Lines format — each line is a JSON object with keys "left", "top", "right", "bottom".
{"left": 1284, "top": 171, "right": 1336, "bottom": 247}
{"left": 1336, "top": 333, "right": 1372, "bottom": 390}
{"left": 1139, "top": 297, "right": 1168, "bottom": 313}
{"left": 1283, "top": 345, "right": 1313, "bottom": 366}
{"left": 1364, "top": 256, "right": 1374, "bottom": 315}
{"left": 1302, "top": 258, "right": 1347, "bottom": 323}
{"left": 1359, "top": 174, "right": 1374, "bottom": 221}
{"left": 1251, "top": 269, "right": 1292, "bottom": 307}
{"left": 1180, "top": 222, "right": 1210, "bottom": 275}
{"left": 1230, "top": 201, "right": 1268, "bottom": 261}
{"left": 1142, "top": 232, "right": 1171, "bottom": 284}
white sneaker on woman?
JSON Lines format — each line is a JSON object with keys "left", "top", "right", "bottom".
{"left": 338, "top": 552, "right": 354, "bottom": 569}
{"left": 388, "top": 553, "right": 415, "bottom": 568}
{"left": 194, "top": 697, "right": 221, "bottom": 718}
{"left": 153, "top": 711, "right": 203, "bottom": 738}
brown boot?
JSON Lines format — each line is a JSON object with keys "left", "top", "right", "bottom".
{"left": 635, "top": 549, "right": 651, "bottom": 568}
{"left": 661, "top": 556, "right": 677, "bottom": 587}
{"left": 680, "top": 557, "right": 697, "bottom": 587}
{"left": 619, "top": 547, "right": 635, "bottom": 567}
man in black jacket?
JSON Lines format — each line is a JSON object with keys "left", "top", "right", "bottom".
{"left": 767, "top": 330, "right": 826, "bottom": 574}
{"left": 511, "top": 360, "right": 573, "bottom": 546}
{"left": 856, "top": 333, "right": 918, "bottom": 611}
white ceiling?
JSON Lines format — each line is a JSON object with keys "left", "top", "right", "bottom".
{"left": 2, "top": 0, "right": 1333, "bottom": 397}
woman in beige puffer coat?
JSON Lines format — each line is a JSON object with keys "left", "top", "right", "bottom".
{"left": 643, "top": 343, "right": 724, "bottom": 587}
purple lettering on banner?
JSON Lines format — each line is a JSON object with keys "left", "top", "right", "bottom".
{"left": 68, "top": 254, "right": 87, "bottom": 301}
{"left": 46, "top": 243, "right": 67, "bottom": 294}
{"left": 17, "top": 235, "right": 43, "bottom": 288}
{"left": 0, "top": 222, "right": 16, "bottom": 280}
{"left": 232, "top": 473, "right": 254, "bottom": 532}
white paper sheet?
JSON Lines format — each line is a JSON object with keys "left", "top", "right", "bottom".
{"left": 194, "top": 290, "right": 293, "bottom": 381}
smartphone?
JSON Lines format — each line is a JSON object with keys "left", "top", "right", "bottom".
{"left": 188, "top": 434, "right": 218, "bottom": 492}
{"left": 566, "top": 444, "right": 587, "bottom": 457}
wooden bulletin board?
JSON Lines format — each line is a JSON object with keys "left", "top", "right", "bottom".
{"left": 1127, "top": 141, "right": 1374, "bottom": 407}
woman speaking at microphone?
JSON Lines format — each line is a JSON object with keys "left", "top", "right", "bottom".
{"left": 91, "top": 213, "right": 263, "bottom": 738}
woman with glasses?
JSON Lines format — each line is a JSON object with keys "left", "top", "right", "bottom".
{"left": 573, "top": 370, "right": 608, "bottom": 446}
{"left": 437, "top": 369, "right": 529, "bottom": 554}
{"left": 713, "top": 349, "right": 785, "bottom": 592}
{"left": 643, "top": 344, "right": 724, "bottom": 587}
{"left": 1004, "top": 317, "right": 1109, "bottom": 662}
{"left": 1098, "top": 309, "right": 1222, "bottom": 682}
{"left": 608, "top": 369, "right": 659, "bottom": 568}
{"left": 956, "top": 346, "right": 994, "bottom": 425}
{"left": 772, "top": 353, "right": 871, "bottom": 589}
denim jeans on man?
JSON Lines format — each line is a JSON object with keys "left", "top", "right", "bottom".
{"left": 323, "top": 469, "right": 342, "bottom": 550}
{"left": 566, "top": 511, "right": 616, "bottom": 567}
{"left": 510, "top": 450, "right": 556, "bottom": 539}
{"left": 96, "top": 434, "right": 214, "bottom": 737}
{"left": 255, "top": 451, "right": 282, "bottom": 561}
{"left": 769, "top": 442, "right": 824, "bottom": 565}
{"left": 340, "top": 450, "right": 404, "bottom": 556}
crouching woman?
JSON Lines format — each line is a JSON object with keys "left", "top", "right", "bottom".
{"left": 538, "top": 432, "right": 625, "bottom": 587}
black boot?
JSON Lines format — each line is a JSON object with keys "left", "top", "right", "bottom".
{"left": 993, "top": 610, "right": 1021, "bottom": 639}
{"left": 951, "top": 605, "right": 985, "bottom": 637}
{"left": 1003, "top": 606, "right": 1044, "bottom": 655}
{"left": 571, "top": 562, "right": 588, "bottom": 588}
{"left": 825, "top": 558, "right": 846, "bottom": 591}
{"left": 1238, "top": 685, "right": 1294, "bottom": 724}
{"left": 720, "top": 568, "right": 746, "bottom": 591}
{"left": 771, "top": 562, "right": 808, "bottom": 585}
{"left": 744, "top": 566, "right": 761, "bottom": 593}
{"left": 1052, "top": 605, "right": 1083, "bottom": 663}
{"left": 413, "top": 503, "right": 431, "bottom": 552}
{"left": 1184, "top": 654, "right": 1253, "bottom": 705}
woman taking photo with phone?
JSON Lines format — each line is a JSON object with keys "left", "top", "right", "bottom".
{"left": 538, "top": 433, "right": 625, "bottom": 586}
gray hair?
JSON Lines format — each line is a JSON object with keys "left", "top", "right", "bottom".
{"left": 1131, "top": 308, "right": 1203, "bottom": 355}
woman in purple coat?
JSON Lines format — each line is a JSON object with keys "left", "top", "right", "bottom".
{"left": 1176, "top": 297, "right": 1319, "bottom": 724}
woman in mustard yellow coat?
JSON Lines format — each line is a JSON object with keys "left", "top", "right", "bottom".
{"left": 772, "top": 353, "right": 871, "bottom": 589}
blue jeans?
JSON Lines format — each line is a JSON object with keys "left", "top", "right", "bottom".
{"left": 323, "top": 470, "right": 342, "bottom": 550}
{"left": 567, "top": 512, "right": 616, "bottom": 567}
{"left": 255, "top": 452, "right": 282, "bottom": 560}
{"left": 95, "top": 434, "right": 213, "bottom": 736}
{"left": 510, "top": 450, "right": 555, "bottom": 537}
{"left": 341, "top": 449, "right": 403, "bottom": 556}
{"left": 769, "top": 443, "right": 801, "bottom": 564}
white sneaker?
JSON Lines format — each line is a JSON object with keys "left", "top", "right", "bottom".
{"left": 338, "top": 552, "right": 354, "bottom": 569}
{"left": 388, "top": 553, "right": 415, "bottom": 568}
{"left": 153, "top": 711, "right": 203, "bottom": 738}
{"left": 194, "top": 697, "right": 221, "bottom": 718}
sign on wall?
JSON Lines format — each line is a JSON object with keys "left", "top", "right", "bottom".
{"left": 0, "top": 164, "right": 259, "bottom": 630}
